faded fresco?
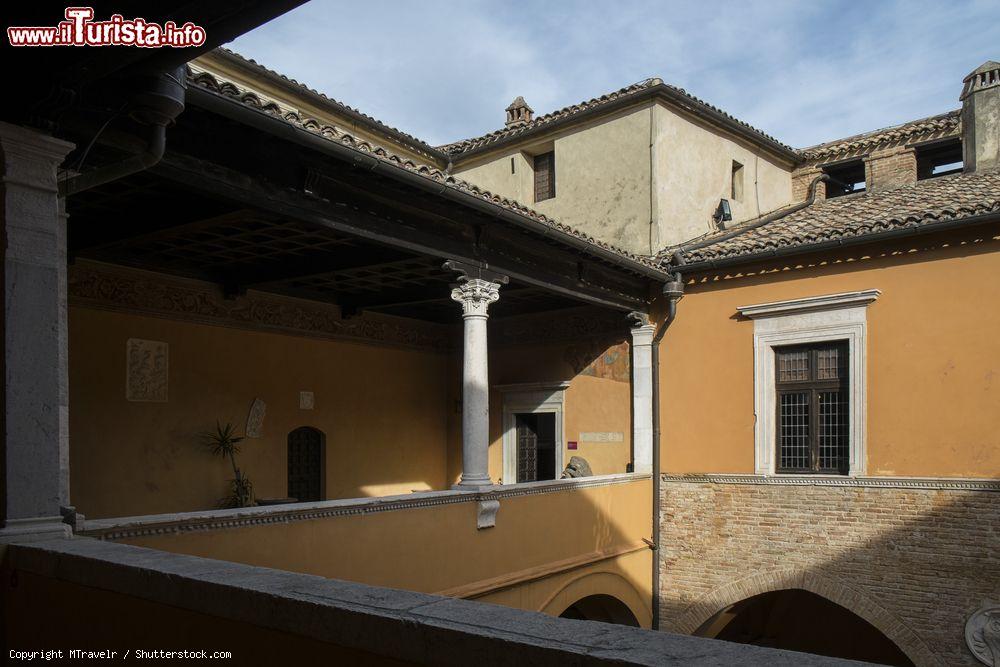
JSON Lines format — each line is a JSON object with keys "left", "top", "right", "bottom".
{"left": 566, "top": 339, "right": 630, "bottom": 383}
{"left": 125, "top": 338, "right": 169, "bottom": 402}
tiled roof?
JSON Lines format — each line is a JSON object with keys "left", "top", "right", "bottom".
{"left": 186, "top": 67, "right": 664, "bottom": 273}
{"left": 798, "top": 111, "right": 961, "bottom": 162}
{"left": 439, "top": 78, "right": 796, "bottom": 159}
{"left": 210, "top": 49, "right": 446, "bottom": 161}
{"left": 665, "top": 169, "right": 1000, "bottom": 265}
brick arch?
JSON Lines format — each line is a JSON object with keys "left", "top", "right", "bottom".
{"left": 667, "top": 567, "right": 941, "bottom": 667}
{"left": 539, "top": 571, "right": 652, "bottom": 629}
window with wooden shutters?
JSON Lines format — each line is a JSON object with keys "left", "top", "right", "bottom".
{"left": 533, "top": 151, "right": 555, "bottom": 202}
{"left": 775, "top": 341, "right": 849, "bottom": 474}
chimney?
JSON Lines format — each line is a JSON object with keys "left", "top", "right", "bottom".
{"left": 505, "top": 96, "right": 534, "bottom": 128}
{"left": 960, "top": 60, "right": 1000, "bottom": 173}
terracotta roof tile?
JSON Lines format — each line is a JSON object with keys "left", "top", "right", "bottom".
{"left": 664, "top": 169, "right": 1000, "bottom": 265}
{"left": 798, "top": 111, "right": 961, "bottom": 162}
{"left": 213, "top": 48, "right": 445, "bottom": 160}
{"left": 186, "top": 67, "right": 663, "bottom": 273}
{"left": 439, "top": 78, "right": 795, "bottom": 158}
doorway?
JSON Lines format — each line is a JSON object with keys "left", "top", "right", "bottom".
{"left": 287, "top": 426, "right": 325, "bottom": 502}
{"left": 514, "top": 412, "right": 557, "bottom": 482}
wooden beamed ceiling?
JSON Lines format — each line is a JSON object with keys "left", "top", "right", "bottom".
{"left": 65, "top": 100, "right": 656, "bottom": 323}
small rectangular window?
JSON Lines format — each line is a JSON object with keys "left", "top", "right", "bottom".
{"left": 534, "top": 151, "right": 555, "bottom": 202}
{"left": 731, "top": 161, "right": 744, "bottom": 201}
{"left": 916, "top": 139, "right": 963, "bottom": 179}
{"left": 511, "top": 157, "right": 516, "bottom": 174}
{"left": 775, "top": 341, "right": 849, "bottom": 474}
{"left": 823, "top": 160, "right": 866, "bottom": 198}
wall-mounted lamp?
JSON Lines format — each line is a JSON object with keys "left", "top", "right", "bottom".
{"left": 714, "top": 198, "right": 732, "bottom": 228}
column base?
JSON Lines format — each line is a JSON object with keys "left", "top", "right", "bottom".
{"left": 0, "top": 516, "right": 72, "bottom": 543}
{"left": 452, "top": 481, "right": 495, "bottom": 492}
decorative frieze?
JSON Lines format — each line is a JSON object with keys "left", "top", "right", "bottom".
{"left": 68, "top": 262, "right": 450, "bottom": 352}
{"left": 661, "top": 473, "right": 1000, "bottom": 492}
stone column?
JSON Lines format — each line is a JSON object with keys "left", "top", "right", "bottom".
{"left": 0, "top": 121, "right": 74, "bottom": 541}
{"left": 445, "top": 261, "right": 507, "bottom": 488}
{"left": 630, "top": 320, "right": 656, "bottom": 474}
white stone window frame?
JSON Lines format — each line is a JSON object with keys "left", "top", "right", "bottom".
{"left": 496, "top": 382, "right": 569, "bottom": 485}
{"left": 738, "top": 290, "right": 880, "bottom": 477}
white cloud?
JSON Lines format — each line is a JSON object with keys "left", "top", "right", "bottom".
{"left": 229, "top": 0, "right": 999, "bottom": 148}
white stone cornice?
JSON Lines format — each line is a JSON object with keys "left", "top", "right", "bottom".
{"left": 737, "top": 289, "right": 881, "bottom": 319}
{"left": 450, "top": 278, "right": 502, "bottom": 318}
{"left": 630, "top": 323, "right": 656, "bottom": 346}
{"left": 661, "top": 473, "right": 1000, "bottom": 492}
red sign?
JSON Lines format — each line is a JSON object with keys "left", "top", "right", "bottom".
{"left": 567, "top": 441, "right": 578, "bottom": 450}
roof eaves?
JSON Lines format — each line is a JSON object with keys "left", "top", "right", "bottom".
{"left": 185, "top": 67, "right": 668, "bottom": 279}
{"left": 797, "top": 110, "right": 962, "bottom": 162}
{"left": 442, "top": 80, "right": 800, "bottom": 165}
{"left": 207, "top": 48, "right": 449, "bottom": 164}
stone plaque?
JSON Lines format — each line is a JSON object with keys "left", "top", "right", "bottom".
{"left": 579, "top": 431, "right": 624, "bottom": 443}
{"left": 125, "top": 338, "right": 168, "bottom": 402}
{"left": 299, "top": 391, "right": 315, "bottom": 410}
{"left": 966, "top": 603, "right": 1000, "bottom": 666}
{"left": 246, "top": 397, "right": 267, "bottom": 438}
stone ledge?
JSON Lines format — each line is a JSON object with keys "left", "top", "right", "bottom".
{"left": 661, "top": 473, "right": 1000, "bottom": 492}
{"left": 4, "top": 538, "right": 869, "bottom": 666}
{"left": 82, "top": 473, "right": 652, "bottom": 541}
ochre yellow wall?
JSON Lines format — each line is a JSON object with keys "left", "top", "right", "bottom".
{"left": 470, "top": 339, "right": 633, "bottom": 485}
{"left": 119, "top": 478, "right": 653, "bottom": 625}
{"left": 69, "top": 307, "right": 450, "bottom": 519}
{"left": 660, "top": 226, "right": 1000, "bottom": 478}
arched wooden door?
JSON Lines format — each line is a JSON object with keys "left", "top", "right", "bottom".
{"left": 287, "top": 427, "right": 324, "bottom": 502}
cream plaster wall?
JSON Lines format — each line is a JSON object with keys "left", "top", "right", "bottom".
{"left": 453, "top": 100, "right": 795, "bottom": 255}
{"left": 453, "top": 105, "right": 655, "bottom": 254}
{"left": 652, "top": 102, "right": 793, "bottom": 247}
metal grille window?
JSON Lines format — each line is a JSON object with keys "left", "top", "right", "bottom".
{"left": 775, "top": 342, "right": 849, "bottom": 474}
{"left": 533, "top": 151, "right": 555, "bottom": 202}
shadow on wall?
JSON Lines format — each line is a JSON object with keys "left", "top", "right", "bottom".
{"left": 105, "top": 475, "right": 655, "bottom": 629}
{"left": 658, "top": 484, "right": 1000, "bottom": 667}
{"left": 70, "top": 302, "right": 635, "bottom": 519}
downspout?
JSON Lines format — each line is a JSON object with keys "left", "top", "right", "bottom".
{"left": 59, "top": 67, "right": 186, "bottom": 197}
{"left": 650, "top": 251, "right": 685, "bottom": 630}
{"left": 648, "top": 103, "right": 659, "bottom": 255}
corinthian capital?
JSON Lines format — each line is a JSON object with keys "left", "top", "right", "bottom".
{"left": 451, "top": 278, "right": 501, "bottom": 318}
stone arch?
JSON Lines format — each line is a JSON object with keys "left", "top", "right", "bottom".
{"left": 667, "top": 567, "right": 940, "bottom": 667}
{"left": 540, "top": 571, "right": 651, "bottom": 629}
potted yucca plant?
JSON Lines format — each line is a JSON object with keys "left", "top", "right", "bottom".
{"left": 202, "top": 421, "right": 254, "bottom": 508}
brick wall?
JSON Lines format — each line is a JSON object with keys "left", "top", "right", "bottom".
{"left": 658, "top": 478, "right": 1000, "bottom": 667}
{"left": 865, "top": 147, "right": 917, "bottom": 191}
{"left": 792, "top": 168, "right": 824, "bottom": 202}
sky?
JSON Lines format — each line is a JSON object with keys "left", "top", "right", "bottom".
{"left": 229, "top": 0, "right": 1000, "bottom": 149}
